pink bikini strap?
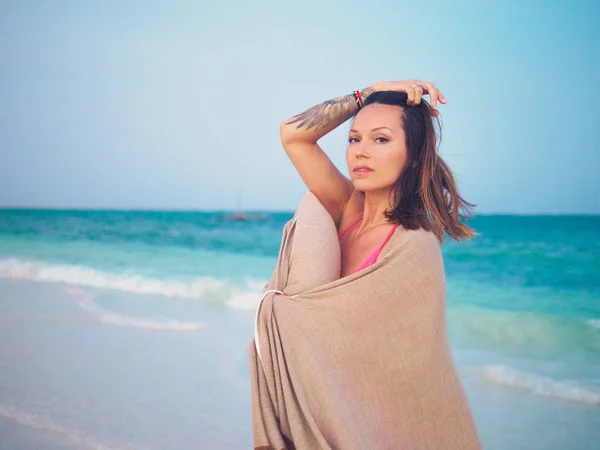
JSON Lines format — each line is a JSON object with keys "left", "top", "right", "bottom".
{"left": 379, "top": 223, "right": 400, "bottom": 251}
{"left": 357, "top": 223, "right": 400, "bottom": 270}
{"left": 338, "top": 216, "right": 363, "bottom": 240}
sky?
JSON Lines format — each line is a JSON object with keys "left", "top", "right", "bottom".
{"left": 1, "top": 0, "right": 598, "bottom": 214}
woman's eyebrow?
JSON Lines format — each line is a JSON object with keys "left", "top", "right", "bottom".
{"left": 349, "top": 126, "right": 393, "bottom": 133}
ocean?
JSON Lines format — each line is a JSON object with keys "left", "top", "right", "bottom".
{"left": 0, "top": 208, "right": 598, "bottom": 449}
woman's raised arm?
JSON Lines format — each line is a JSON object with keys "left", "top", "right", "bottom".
{"left": 279, "top": 86, "right": 375, "bottom": 228}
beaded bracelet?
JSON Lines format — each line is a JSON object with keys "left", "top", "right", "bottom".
{"left": 353, "top": 89, "right": 365, "bottom": 109}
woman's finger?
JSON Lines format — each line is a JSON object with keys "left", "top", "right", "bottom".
{"left": 405, "top": 84, "right": 416, "bottom": 104}
{"left": 417, "top": 81, "right": 439, "bottom": 107}
{"left": 423, "top": 82, "right": 439, "bottom": 107}
{"left": 412, "top": 84, "right": 424, "bottom": 105}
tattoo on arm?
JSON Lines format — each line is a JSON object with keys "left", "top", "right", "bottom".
{"left": 284, "top": 88, "right": 374, "bottom": 132}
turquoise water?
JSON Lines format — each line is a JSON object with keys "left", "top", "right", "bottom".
{"left": 2, "top": 209, "right": 598, "bottom": 320}
{"left": 0, "top": 209, "right": 599, "bottom": 448}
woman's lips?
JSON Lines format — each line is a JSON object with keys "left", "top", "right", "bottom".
{"left": 354, "top": 168, "right": 373, "bottom": 174}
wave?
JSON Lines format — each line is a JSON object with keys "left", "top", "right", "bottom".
{"left": 448, "top": 307, "right": 600, "bottom": 353}
{"left": 0, "top": 403, "right": 139, "bottom": 450}
{"left": 0, "top": 258, "right": 270, "bottom": 312}
{"left": 65, "top": 288, "right": 204, "bottom": 332}
{"left": 0, "top": 258, "right": 226, "bottom": 300}
{"left": 469, "top": 365, "right": 600, "bottom": 406}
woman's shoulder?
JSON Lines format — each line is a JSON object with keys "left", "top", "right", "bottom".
{"left": 382, "top": 226, "right": 444, "bottom": 277}
{"left": 391, "top": 225, "right": 442, "bottom": 255}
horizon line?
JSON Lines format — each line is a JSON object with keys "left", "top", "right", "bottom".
{"left": 0, "top": 206, "right": 598, "bottom": 217}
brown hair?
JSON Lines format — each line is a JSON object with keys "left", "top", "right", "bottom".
{"left": 359, "top": 90, "right": 478, "bottom": 243}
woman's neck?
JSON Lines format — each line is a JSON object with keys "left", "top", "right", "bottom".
{"left": 357, "top": 189, "right": 395, "bottom": 232}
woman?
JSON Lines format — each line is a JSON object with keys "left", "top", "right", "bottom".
{"left": 249, "top": 80, "right": 481, "bottom": 449}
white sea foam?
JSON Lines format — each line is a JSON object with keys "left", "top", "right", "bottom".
{"left": 65, "top": 288, "right": 203, "bottom": 332}
{"left": 245, "top": 278, "right": 269, "bottom": 291}
{"left": 0, "top": 258, "right": 224, "bottom": 300}
{"left": 587, "top": 319, "right": 600, "bottom": 329}
{"left": 470, "top": 365, "right": 600, "bottom": 406}
{"left": 226, "top": 278, "right": 270, "bottom": 310}
{"left": 0, "top": 257, "right": 269, "bottom": 314}
{"left": 0, "top": 404, "right": 139, "bottom": 450}
{"left": 227, "top": 291, "right": 262, "bottom": 310}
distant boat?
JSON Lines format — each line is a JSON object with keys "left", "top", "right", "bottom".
{"left": 229, "top": 212, "right": 249, "bottom": 221}
{"left": 223, "top": 189, "right": 268, "bottom": 221}
{"left": 224, "top": 212, "right": 268, "bottom": 221}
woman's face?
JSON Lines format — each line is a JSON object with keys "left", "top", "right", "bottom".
{"left": 346, "top": 103, "right": 408, "bottom": 193}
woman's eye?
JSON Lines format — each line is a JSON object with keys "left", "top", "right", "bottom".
{"left": 348, "top": 137, "right": 387, "bottom": 143}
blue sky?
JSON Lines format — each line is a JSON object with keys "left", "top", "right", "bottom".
{"left": 1, "top": 0, "right": 598, "bottom": 214}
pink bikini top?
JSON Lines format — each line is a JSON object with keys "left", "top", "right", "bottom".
{"left": 338, "top": 216, "right": 399, "bottom": 272}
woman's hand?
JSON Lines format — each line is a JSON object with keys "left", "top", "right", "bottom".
{"left": 370, "top": 80, "right": 446, "bottom": 116}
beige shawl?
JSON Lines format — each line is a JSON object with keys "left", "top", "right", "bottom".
{"left": 247, "top": 192, "right": 481, "bottom": 450}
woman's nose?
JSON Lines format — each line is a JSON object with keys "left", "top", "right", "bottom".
{"left": 354, "top": 142, "right": 369, "bottom": 157}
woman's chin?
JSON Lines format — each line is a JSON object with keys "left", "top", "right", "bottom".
{"left": 352, "top": 182, "right": 392, "bottom": 195}
{"left": 352, "top": 180, "right": 374, "bottom": 191}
